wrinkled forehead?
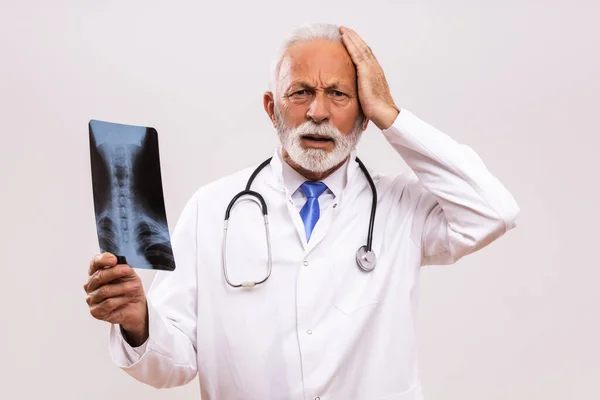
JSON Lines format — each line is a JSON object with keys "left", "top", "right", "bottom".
{"left": 277, "top": 39, "right": 357, "bottom": 90}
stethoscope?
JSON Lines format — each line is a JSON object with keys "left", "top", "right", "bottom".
{"left": 222, "top": 157, "right": 378, "bottom": 288}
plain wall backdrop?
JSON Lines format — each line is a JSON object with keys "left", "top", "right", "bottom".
{"left": 1, "top": 1, "right": 598, "bottom": 399}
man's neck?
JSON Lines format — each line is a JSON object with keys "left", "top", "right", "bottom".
{"left": 282, "top": 149, "right": 347, "bottom": 181}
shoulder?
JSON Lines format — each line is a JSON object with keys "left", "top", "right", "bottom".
{"left": 185, "top": 164, "right": 261, "bottom": 209}
{"left": 170, "top": 162, "right": 266, "bottom": 233}
{"left": 370, "top": 167, "right": 423, "bottom": 202}
{"left": 180, "top": 155, "right": 282, "bottom": 221}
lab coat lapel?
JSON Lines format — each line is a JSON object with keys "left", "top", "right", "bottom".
{"left": 265, "top": 146, "right": 369, "bottom": 255}
{"left": 303, "top": 154, "right": 367, "bottom": 256}
{"left": 264, "top": 149, "right": 308, "bottom": 249}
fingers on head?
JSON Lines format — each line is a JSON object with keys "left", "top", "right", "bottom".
{"left": 341, "top": 32, "right": 374, "bottom": 64}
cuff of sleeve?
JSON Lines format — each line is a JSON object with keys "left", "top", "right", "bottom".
{"left": 121, "top": 324, "right": 149, "bottom": 356}
{"left": 381, "top": 108, "right": 459, "bottom": 160}
{"left": 381, "top": 108, "right": 417, "bottom": 139}
{"left": 109, "top": 324, "right": 149, "bottom": 366}
{"left": 108, "top": 299, "right": 164, "bottom": 368}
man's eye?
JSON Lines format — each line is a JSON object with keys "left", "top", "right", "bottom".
{"left": 292, "top": 90, "right": 308, "bottom": 96}
{"left": 331, "top": 90, "right": 345, "bottom": 97}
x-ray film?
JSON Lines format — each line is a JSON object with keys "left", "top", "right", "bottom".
{"left": 88, "top": 120, "right": 176, "bottom": 271}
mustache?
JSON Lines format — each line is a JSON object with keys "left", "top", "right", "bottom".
{"left": 286, "top": 121, "right": 341, "bottom": 140}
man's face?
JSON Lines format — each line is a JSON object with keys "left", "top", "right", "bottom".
{"left": 271, "top": 39, "right": 365, "bottom": 173}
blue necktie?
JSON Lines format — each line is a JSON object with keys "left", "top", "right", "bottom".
{"left": 299, "top": 181, "right": 328, "bottom": 241}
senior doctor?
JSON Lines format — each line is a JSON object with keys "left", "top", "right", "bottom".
{"left": 84, "top": 23, "right": 520, "bottom": 400}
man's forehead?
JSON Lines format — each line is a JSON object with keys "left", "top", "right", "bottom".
{"left": 278, "top": 40, "right": 356, "bottom": 85}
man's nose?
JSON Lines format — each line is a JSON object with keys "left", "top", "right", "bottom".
{"left": 306, "top": 92, "right": 330, "bottom": 124}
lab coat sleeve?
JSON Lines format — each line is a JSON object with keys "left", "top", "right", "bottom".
{"left": 381, "top": 109, "right": 520, "bottom": 266}
{"left": 108, "top": 194, "right": 199, "bottom": 387}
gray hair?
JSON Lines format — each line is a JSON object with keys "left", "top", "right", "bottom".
{"left": 269, "top": 23, "right": 342, "bottom": 96}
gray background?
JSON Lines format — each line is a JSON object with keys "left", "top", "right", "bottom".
{"left": 1, "top": 0, "right": 598, "bottom": 399}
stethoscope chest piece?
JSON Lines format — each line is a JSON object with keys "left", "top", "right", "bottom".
{"left": 356, "top": 245, "right": 377, "bottom": 272}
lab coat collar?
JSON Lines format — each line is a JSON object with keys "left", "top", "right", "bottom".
{"left": 270, "top": 144, "right": 360, "bottom": 197}
{"left": 268, "top": 144, "right": 369, "bottom": 255}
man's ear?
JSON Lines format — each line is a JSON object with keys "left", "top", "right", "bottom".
{"left": 361, "top": 117, "right": 369, "bottom": 132}
{"left": 263, "top": 91, "right": 276, "bottom": 128}
{"left": 359, "top": 109, "right": 369, "bottom": 131}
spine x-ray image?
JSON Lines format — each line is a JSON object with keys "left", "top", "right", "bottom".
{"left": 88, "top": 120, "right": 176, "bottom": 271}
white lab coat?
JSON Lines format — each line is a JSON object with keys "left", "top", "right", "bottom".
{"left": 109, "top": 109, "right": 520, "bottom": 400}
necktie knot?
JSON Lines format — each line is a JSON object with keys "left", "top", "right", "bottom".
{"left": 298, "top": 181, "right": 327, "bottom": 242}
{"left": 300, "top": 181, "right": 328, "bottom": 199}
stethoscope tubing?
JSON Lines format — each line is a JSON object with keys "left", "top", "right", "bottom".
{"left": 222, "top": 156, "right": 377, "bottom": 287}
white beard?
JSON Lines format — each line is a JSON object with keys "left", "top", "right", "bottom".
{"left": 275, "top": 107, "right": 364, "bottom": 173}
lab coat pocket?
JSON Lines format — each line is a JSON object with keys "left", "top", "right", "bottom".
{"left": 332, "top": 265, "right": 385, "bottom": 316}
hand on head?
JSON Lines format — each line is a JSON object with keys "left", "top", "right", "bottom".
{"left": 338, "top": 25, "right": 400, "bottom": 130}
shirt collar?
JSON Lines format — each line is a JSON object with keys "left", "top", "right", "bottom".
{"left": 272, "top": 145, "right": 358, "bottom": 198}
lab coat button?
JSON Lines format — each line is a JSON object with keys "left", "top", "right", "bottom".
{"left": 307, "top": 329, "right": 312, "bottom": 335}
{"left": 303, "top": 260, "right": 309, "bottom": 266}
{"left": 315, "top": 397, "right": 320, "bottom": 400}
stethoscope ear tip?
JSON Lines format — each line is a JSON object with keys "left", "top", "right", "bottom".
{"left": 356, "top": 245, "right": 377, "bottom": 272}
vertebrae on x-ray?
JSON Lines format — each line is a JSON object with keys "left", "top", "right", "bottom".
{"left": 96, "top": 143, "right": 172, "bottom": 270}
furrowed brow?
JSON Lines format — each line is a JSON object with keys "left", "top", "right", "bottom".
{"left": 326, "top": 82, "right": 355, "bottom": 94}
{"left": 286, "top": 80, "right": 353, "bottom": 93}
{"left": 284, "top": 80, "right": 314, "bottom": 93}
{"left": 293, "top": 81, "right": 316, "bottom": 90}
